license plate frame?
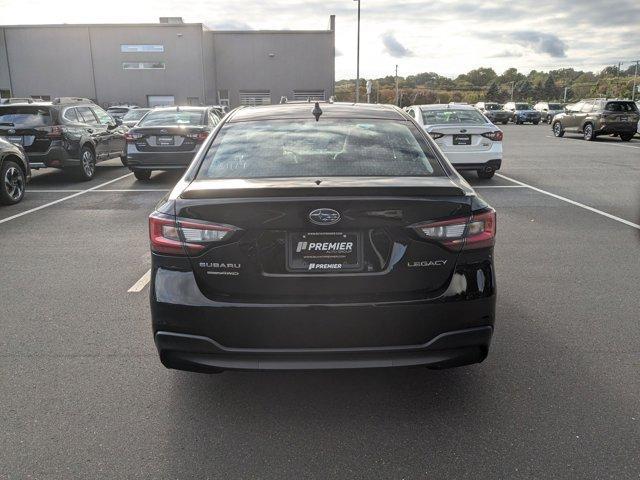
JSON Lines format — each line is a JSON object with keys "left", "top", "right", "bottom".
{"left": 286, "top": 231, "right": 363, "bottom": 273}
{"left": 453, "top": 134, "right": 472, "bottom": 145}
{"left": 157, "top": 135, "right": 175, "bottom": 146}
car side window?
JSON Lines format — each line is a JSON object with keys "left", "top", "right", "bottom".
{"left": 63, "top": 108, "right": 79, "bottom": 123}
{"left": 581, "top": 102, "right": 593, "bottom": 113}
{"left": 570, "top": 102, "right": 584, "bottom": 113}
{"left": 91, "top": 106, "right": 114, "bottom": 125}
{"left": 76, "top": 106, "right": 98, "bottom": 124}
{"left": 209, "top": 113, "right": 219, "bottom": 126}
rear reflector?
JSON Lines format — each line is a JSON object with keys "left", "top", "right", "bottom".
{"left": 413, "top": 208, "right": 496, "bottom": 251}
{"left": 149, "top": 212, "right": 237, "bottom": 255}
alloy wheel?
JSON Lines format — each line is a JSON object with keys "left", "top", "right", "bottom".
{"left": 82, "top": 150, "right": 95, "bottom": 177}
{"left": 4, "top": 166, "right": 24, "bottom": 200}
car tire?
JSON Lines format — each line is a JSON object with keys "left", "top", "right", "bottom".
{"left": 501, "top": 120, "right": 508, "bottom": 125}
{"left": 120, "top": 154, "right": 128, "bottom": 167}
{"left": 619, "top": 133, "right": 634, "bottom": 142}
{"left": 133, "top": 169, "right": 152, "bottom": 181}
{"left": 0, "top": 159, "right": 26, "bottom": 205}
{"left": 533, "top": 120, "right": 540, "bottom": 125}
{"left": 74, "top": 146, "right": 96, "bottom": 181}
{"left": 583, "top": 123, "right": 595, "bottom": 141}
{"left": 477, "top": 169, "right": 495, "bottom": 179}
{"left": 552, "top": 121, "right": 564, "bottom": 137}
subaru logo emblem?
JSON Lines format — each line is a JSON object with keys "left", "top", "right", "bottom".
{"left": 8, "top": 129, "right": 15, "bottom": 134}
{"left": 309, "top": 208, "right": 340, "bottom": 225}
{"left": 460, "top": 128, "right": 467, "bottom": 133}
{"left": 160, "top": 129, "right": 168, "bottom": 134}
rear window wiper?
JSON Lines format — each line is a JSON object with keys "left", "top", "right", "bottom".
{"left": 0, "top": 122, "right": 15, "bottom": 126}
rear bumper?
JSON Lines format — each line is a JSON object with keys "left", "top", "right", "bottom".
{"left": 453, "top": 159, "right": 501, "bottom": 172}
{"left": 438, "top": 143, "right": 502, "bottom": 167}
{"left": 126, "top": 147, "right": 197, "bottom": 170}
{"left": 25, "top": 144, "right": 76, "bottom": 168}
{"left": 155, "top": 326, "right": 493, "bottom": 371}
{"left": 595, "top": 124, "right": 637, "bottom": 135}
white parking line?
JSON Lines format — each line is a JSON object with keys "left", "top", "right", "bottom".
{"left": 474, "top": 185, "right": 527, "bottom": 189}
{"left": 128, "top": 269, "right": 151, "bottom": 293}
{"left": 27, "top": 189, "right": 169, "bottom": 193}
{"left": 545, "top": 135, "right": 640, "bottom": 149}
{"left": 496, "top": 173, "right": 640, "bottom": 230}
{"left": 0, "top": 173, "right": 133, "bottom": 225}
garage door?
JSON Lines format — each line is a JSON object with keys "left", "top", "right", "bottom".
{"left": 147, "top": 95, "right": 175, "bottom": 107}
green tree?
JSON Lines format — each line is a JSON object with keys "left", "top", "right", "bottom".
{"left": 485, "top": 80, "right": 500, "bottom": 100}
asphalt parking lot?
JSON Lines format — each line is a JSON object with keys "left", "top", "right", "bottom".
{"left": 1, "top": 124, "right": 639, "bottom": 479}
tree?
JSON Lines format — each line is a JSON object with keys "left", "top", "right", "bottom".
{"left": 516, "top": 80, "right": 532, "bottom": 101}
{"left": 542, "top": 75, "right": 558, "bottom": 100}
{"left": 485, "top": 80, "right": 500, "bottom": 100}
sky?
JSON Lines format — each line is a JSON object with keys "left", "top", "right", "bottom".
{"left": 1, "top": 0, "right": 638, "bottom": 79}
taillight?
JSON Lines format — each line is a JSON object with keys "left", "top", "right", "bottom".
{"left": 429, "top": 132, "right": 445, "bottom": 139}
{"left": 124, "top": 132, "right": 142, "bottom": 142}
{"left": 187, "top": 131, "right": 210, "bottom": 142}
{"left": 481, "top": 131, "right": 503, "bottom": 141}
{"left": 412, "top": 208, "right": 496, "bottom": 251}
{"left": 47, "top": 125, "right": 63, "bottom": 139}
{"left": 149, "top": 212, "right": 237, "bottom": 255}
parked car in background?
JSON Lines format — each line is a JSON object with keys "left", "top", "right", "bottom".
{"left": 533, "top": 102, "right": 565, "bottom": 124}
{"left": 474, "top": 102, "right": 511, "bottom": 124}
{"left": 121, "top": 108, "right": 151, "bottom": 128}
{"left": 552, "top": 99, "right": 639, "bottom": 141}
{"left": 1, "top": 98, "right": 38, "bottom": 105}
{"left": 209, "top": 105, "right": 229, "bottom": 118}
{"left": 406, "top": 103, "right": 503, "bottom": 178}
{"left": 106, "top": 105, "right": 139, "bottom": 120}
{"left": 125, "top": 106, "right": 221, "bottom": 181}
{"left": 0, "top": 136, "right": 30, "bottom": 205}
{"left": 0, "top": 97, "right": 128, "bottom": 180}
{"left": 502, "top": 102, "right": 541, "bottom": 124}
{"left": 149, "top": 102, "right": 497, "bottom": 373}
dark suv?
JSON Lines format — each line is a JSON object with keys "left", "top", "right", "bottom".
{"left": 0, "top": 98, "right": 128, "bottom": 180}
{"left": 552, "top": 99, "right": 639, "bottom": 141}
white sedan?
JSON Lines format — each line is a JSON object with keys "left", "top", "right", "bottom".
{"left": 405, "top": 103, "right": 503, "bottom": 179}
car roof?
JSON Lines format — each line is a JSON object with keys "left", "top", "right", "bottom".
{"left": 150, "top": 106, "right": 209, "bottom": 112}
{"left": 227, "top": 102, "right": 406, "bottom": 123}
{"left": 415, "top": 104, "right": 477, "bottom": 111}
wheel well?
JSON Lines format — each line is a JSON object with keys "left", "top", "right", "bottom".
{"left": 81, "top": 142, "right": 95, "bottom": 155}
{"left": 582, "top": 121, "right": 593, "bottom": 131}
{"left": 1, "top": 154, "right": 27, "bottom": 176}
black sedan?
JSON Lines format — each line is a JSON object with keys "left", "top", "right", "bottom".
{"left": 149, "top": 102, "right": 497, "bottom": 373}
{"left": 125, "top": 106, "right": 221, "bottom": 181}
{"left": 0, "top": 137, "right": 30, "bottom": 205}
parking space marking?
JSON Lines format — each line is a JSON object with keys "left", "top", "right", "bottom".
{"left": 545, "top": 135, "right": 640, "bottom": 149}
{"left": 0, "top": 173, "right": 133, "bottom": 225}
{"left": 496, "top": 173, "right": 640, "bottom": 230}
{"left": 128, "top": 269, "right": 151, "bottom": 293}
{"left": 28, "top": 188, "right": 170, "bottom": 193}
{"left": 474, "top": 185, "right": 527, "bottom": 189}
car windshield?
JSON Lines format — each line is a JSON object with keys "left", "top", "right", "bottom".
{"left": 515, "top": 104, "right": 531, "bottom": 110}
{"left": 197, "top": 119, "right": 445, "bottom": 179}
{"left": 484, "top": 104, "right": 502, "bottom": 111}
{"left": 123, "top": 109, "right": 150, "bottom": 121}
{"left": 421, "top": 108, "right": 487, "bottom": 125}
{"left": 0, "top": 106, "right": 53, "bottom": 127}
{"left": 548, "top": 104, "right": 563, "bottom": 110}
{"left": 137, "top": 109, "right": 205, "bottom": 126}
{"left": 604, "top": 101, "right": 638, "bottom": 112}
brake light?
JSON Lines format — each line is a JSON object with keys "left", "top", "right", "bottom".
{"left": 124, "top": 132, "right": 142, "bottom": 142}
{"left": 429, "top": 132, "right": 445, "bottom": 139}
{"left": 412, "top": 209, "right": 496, "bottom": 251}
{"left": 481, "top": 131, "right": 503, "bottom": 141}
{"left": 149, "top": 212, "right": 237, "bottom": 255}
{"left": 47, "top": 125, "right": 63, "bottom": 139}
{"left": 187, "top": 131, "right": 210, "bottom": 142}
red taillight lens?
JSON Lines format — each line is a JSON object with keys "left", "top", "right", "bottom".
{"left": 47, "top": 125, "right": 63, "bottom": 139}
{"left": 149, "top": 212, "right": 237, "bottom": 255}
{"left": 429, "top": 132, "right": 445, "bottom": 139}
{"left": 187, "top": 131, "right": 210, "bottom": 142}
{"left": 481, "top": 131, "right": 503, "bottom": 141}
{"left": 125, "top": 132, "right": 142, "bottom": 142}
{"left": 412, "top": 208, "right": 496, "bottom": 251}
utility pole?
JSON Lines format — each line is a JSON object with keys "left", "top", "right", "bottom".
{"left": 354, "top": 0, "right": 361, "bottom": 103}
{"left": 632, "top": 60, "right": 639, "bottom": 101}
{"left": 510, "top": 81, "right": 515, "bottom": 101}
{"left": 376, "top": 80, "right": 379, "bottom": 103}
{"left": 395, "top": 64, "right": 399, "bottom": 106}
{"left": 563, "top": 86, "right": 568, "bottom": 102}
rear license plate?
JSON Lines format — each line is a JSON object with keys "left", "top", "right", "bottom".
{"left": 157, "top": 135, "right": 174, "bottom": 146}
{"left": 287, "top": 231, "right": 362, "bottom": 272}
{"left": 453, "top": 134, "right": 471, "bottom": 145}
{"left": 7, "top": 136, "right": 23, "bottom": 145}
{"left": 620, "top": 116, "right": 628, "bottom": 122}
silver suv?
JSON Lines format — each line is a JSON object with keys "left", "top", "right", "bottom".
{"left": 533, "top": 102, "right": 564, "bottom": 124}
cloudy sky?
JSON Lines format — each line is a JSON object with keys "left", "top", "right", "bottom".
{"left": 1, "top": 0, "right": 638, "bottom": 79}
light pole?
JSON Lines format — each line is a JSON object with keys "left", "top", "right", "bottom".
{"left": 354, "top": 0, "right": 361, "bottom": 103}
{"left": 510, "top": 81, "right": 515, "bottom": 101}
{"left": 395, "top": 64, "right": 399, "bottom": 106}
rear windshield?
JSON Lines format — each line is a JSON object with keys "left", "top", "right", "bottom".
{"left": 138, "top": 110, "right": 205, "bottom": 126}
{"left": 123, "top": 109, "right": 150, "bottom": 121}
{"left": 421, "top": 108, "right": 487, "bottom": 125}
{"left": 484, "top": 104, "right": 502, "bottom": 111}
{"left": 548, "top": 104, "right": 563, "bottom": 110}
{"left": 197, "top": 119, "right": 445, "bottom": 179}
{"left": 107, "top": 108, "right": 129, "bottom": 114}
{"left": 604, "top": 101, "right": 638, "bottom": 112}
{"left": 515, "top": 104, "right": 531, "bottom": 110}
{"left": 0, "top": 106, "right": 53, "bottom": 127}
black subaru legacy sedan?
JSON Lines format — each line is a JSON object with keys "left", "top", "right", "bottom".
{"left": 149, "top": 102, "right": 497, "bottom": 373}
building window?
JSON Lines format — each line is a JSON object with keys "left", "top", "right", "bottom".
{"left": 121, "top": 44, "right": 164, "bottom": 53}
{"left": 123, "top": 62, "right": 166, "bottom": 70}
{"left": 293, "top": 90, "right": 325, "bottom": 101}
{"left": 239, "top": 90, "right": 271, "bottom": 106}
{"left": 217, "top": 90, "right": 229, "bottom": 107}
